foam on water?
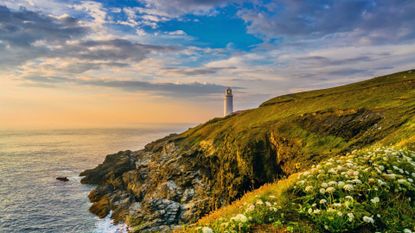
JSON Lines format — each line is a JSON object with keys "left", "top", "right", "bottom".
{"left": 94, "top": 213, "right": 128, "bottom": 233}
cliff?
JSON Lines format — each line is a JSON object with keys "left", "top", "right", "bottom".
{"left": 80, "top": 70, "right": 415, "bottom": 232}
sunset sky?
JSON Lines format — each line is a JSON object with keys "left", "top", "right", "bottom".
{"left": 1, "top": 0, "right": 414, "bottom": 129}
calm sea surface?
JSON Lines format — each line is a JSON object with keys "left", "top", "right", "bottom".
{"left": 0, "top": 125, "right": 190, "bottom": 233}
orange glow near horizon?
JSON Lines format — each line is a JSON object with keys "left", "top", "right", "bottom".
{"left": 0, "top": 79, "right": 221, "bottom": 130}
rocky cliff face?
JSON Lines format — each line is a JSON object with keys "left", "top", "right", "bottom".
{"left": 80, "top": 131, "right": 285, "bottom": 232}
{"left": 80, "top": 70, "right": 415, "bottom": 232}
{"left": 79, "top": 109, "right": 389, "bottom": 232}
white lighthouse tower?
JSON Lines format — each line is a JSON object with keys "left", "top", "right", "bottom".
{"left": 224, "top": 87, "right": 233, "bottom": 116}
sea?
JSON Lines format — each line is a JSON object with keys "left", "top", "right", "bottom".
{"left": 0, "top": 125, "right": 191, "bottom": 233}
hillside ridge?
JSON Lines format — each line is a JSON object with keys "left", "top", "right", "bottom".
{"left": 80, "top": 69, "right": 415, "bottom": 232}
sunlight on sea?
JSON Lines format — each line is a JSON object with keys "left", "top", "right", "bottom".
{"left": 0, "top": 125, "right": 190, "bottom": 233}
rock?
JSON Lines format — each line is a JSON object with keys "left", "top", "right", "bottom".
{"left": 89, "top": 195, "right": 110, "bottom": 218}
{"left": 56, "top": 176, "right": 69, "bottom": 182}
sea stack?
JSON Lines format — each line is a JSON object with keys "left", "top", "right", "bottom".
{"left": 224, "top": 87, "right": 233, "bottom": 116}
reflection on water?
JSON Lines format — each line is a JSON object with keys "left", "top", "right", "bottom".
{"left": 0, "top": 126, "right": 189, "bottom": 233}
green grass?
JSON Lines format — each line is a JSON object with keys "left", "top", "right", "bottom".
{"left": 179, "top": 148, "right": 415, "bottom": 233}
{"left": 171, "top": 69, "right": 415, "bottom": 230}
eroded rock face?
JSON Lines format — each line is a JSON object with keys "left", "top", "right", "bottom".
{"left": 80, "top": 134, "right": 216, "bottom": 232}
{"left": 80, "top": 108, "right": 389, "bottom": 232}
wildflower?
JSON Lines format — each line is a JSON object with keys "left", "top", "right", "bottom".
{"left": 347, "top": 213, "right": 354, "bottom": 222}
{"left": 313, "top": 209, "right": 321, "bottom": 214}
{"left": 333, "top": 203, "right": 342, "bottom": 207}
{"left": 384, "top": 173, "right": 396, "bottom": 180}
{"left": 321, "top": 182, "right": 328, "bottom": 188}
{"left": 256, "top": 200, "right": 264, "bottom": 205}
{"left": 202, "top": 227, "right": 213, "bottom": 233}
{"left": 403, "top": 229, "right": 412, "bottom": 233}
{"left": 326, "top": 187, "right": 336, "bottom": 193}
{"left": 398, "top": 179, "right": 410, "bottom": 186}
{"left": 319, "top": 199, "right": 327, "bottom": 204}
{"left": 362, "top": 216, "right": 375, "bottom": 224}
{"left": 231, "top": 214, "right": 248, "bottom": 223}
{"left": 377, "top": 179, "right": 387, "bottom": 186}
{"left": 370, "top": 197, "right": 380, "bottom": 204}
{"left": 337, "top": 211, "right": 343, "bottom": 216}
{"left": 308, "top": 208, "right": 313, "bottom": 214}
{"left": 265, "top": 201, "right": 272, "bottom": 207}
{"left": 343, "top": 184, "right": 354, "bottom": 191}
{"left": 352, "top": 179, "right": 362, "bottom": 184}
{"left": 337, "top": 181, "right": 345, "bottom": 188}
{"left": 319, "top": 188, "right": 326, "bottom": 194}
{"left": 345, "top": 195, "right": 353, "bottom": 201}
{"left": 305, "top": 185, "right": 314, "bottom": 192}
{"left": 246, "top": 204, "right": 255, "bottom": 212}
{"left": 328, "top": 181, "right": 337, "bottom": 186}
{"left": 408, "top": 178, "right": 414, "bottom": 183}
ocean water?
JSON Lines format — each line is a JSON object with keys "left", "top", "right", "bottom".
{"left": 0, "top": 126, "right": 190, "bottom": 233}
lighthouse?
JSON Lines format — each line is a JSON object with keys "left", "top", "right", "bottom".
{"left": 224, "top": 87, "right": 233, "bottom": 116}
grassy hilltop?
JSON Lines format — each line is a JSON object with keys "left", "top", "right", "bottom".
{"left": 176, "top": 69, "right": 415, "bottom": 233}
{"left": 81, "top": 69, "right": 415, "bottom": 232}
{"left": 175, "top": 69, "right": 415, "bottom": 203}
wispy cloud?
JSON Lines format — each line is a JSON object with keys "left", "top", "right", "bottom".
{"left": 23, "top": 75, "right": 235, "bottom": 97}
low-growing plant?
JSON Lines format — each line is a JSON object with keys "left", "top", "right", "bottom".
{"left": 185, "top": 148, "right": 415, "bottom": 233}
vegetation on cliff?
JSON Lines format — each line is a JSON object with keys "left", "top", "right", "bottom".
{"left": 80, "top": 69, "right": 415, "bottom": 232}
{"left": 185, "top": 147, "right": 415, "bottom": 232}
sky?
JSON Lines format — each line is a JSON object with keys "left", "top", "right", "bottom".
{"left": 0, "top": 0, "right": 415, "bottom": 129}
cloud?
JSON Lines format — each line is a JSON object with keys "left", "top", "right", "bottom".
{"left": 23, "top": 75, "right": 234, "bottom": 97}
{"left": 0, "top": 5, "right": 87, "bottom": 47}
{"left": 0, "top": 5, "right": 179, "bottom": 71}
{"left": 238, "top": 0, "right": 415, "bottom": 45}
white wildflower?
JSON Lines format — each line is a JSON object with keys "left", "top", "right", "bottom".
{"left": 313, "top": 209, "right": 321, "bottom": 214}
{"left": 370, "top": 197, "right": 380, "bottom": 204}
{"left": 265, "top": 201, "right": 272, "bottom": 207}
{"left": 328, "top": 181, "right": 337, "bottom": 186}
{"left": 343, "top": 184, "right": 354, "bottom": 191}
{"left": 231, "top": 214, "right": 248, "bottom": 223}
{"left": 362, "top": 216, "right": 375, "bottom": 224}
{"left": 337, "top": 181, "right": 345, "bottom": 188}
{"left": 305, "top": 185, "right": 314, "bottom": 192}
{"left": 319, "top": 199, "right": 327, "bottom": 204}
{"left": 345, "top": 195, "right": 353, "bottom": 201}
{"left": 398, "top": 179, "right": 410, "bottom": 186}
{"left": 256, "top": 200, "right": 264, "bottom": 205}
{"left": 246, "top": 204, "right": 255, "bottom": 212}
{"left": 319, "top": 188, "right": 326, "bottom": 194}
{"left": 347, "top": 213, "right": 354, "bottom": 222}
{"left": 403, "top": 229, "right": 412, "bottom": 233}
{"left": 321, "top": 182, "right": 328, "bottom": 188}
{"left": 326, "top": 187, "right": 336, "bottom": 194}
{"left": 202, "top": 227, "right": 213, "bottom": 233}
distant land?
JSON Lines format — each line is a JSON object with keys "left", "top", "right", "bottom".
{"left": 81, "top": 69, "right": 415, "bottom": 232}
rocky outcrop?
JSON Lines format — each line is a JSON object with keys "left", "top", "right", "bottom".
{"left": 80, "top": 130, "right": 289, "bottom": 232}
{"left": 79, "top": 107, "right": 396, "bottom": 232}
{"left": 80, "top": 71, "right": 415, "bottom": 232}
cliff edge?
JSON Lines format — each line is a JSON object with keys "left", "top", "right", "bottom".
{"left": 80, "top": 70, "right": 415, "bottom": 232}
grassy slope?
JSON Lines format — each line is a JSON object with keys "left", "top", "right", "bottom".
{"left": 183, "top": 69, "right": 415, "bottom": 147}
{"left": 180, "top": 69, "right": 415, "bottom": 169}
{"left": 173, "top": 69, "right": 415, "bottom": 231}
